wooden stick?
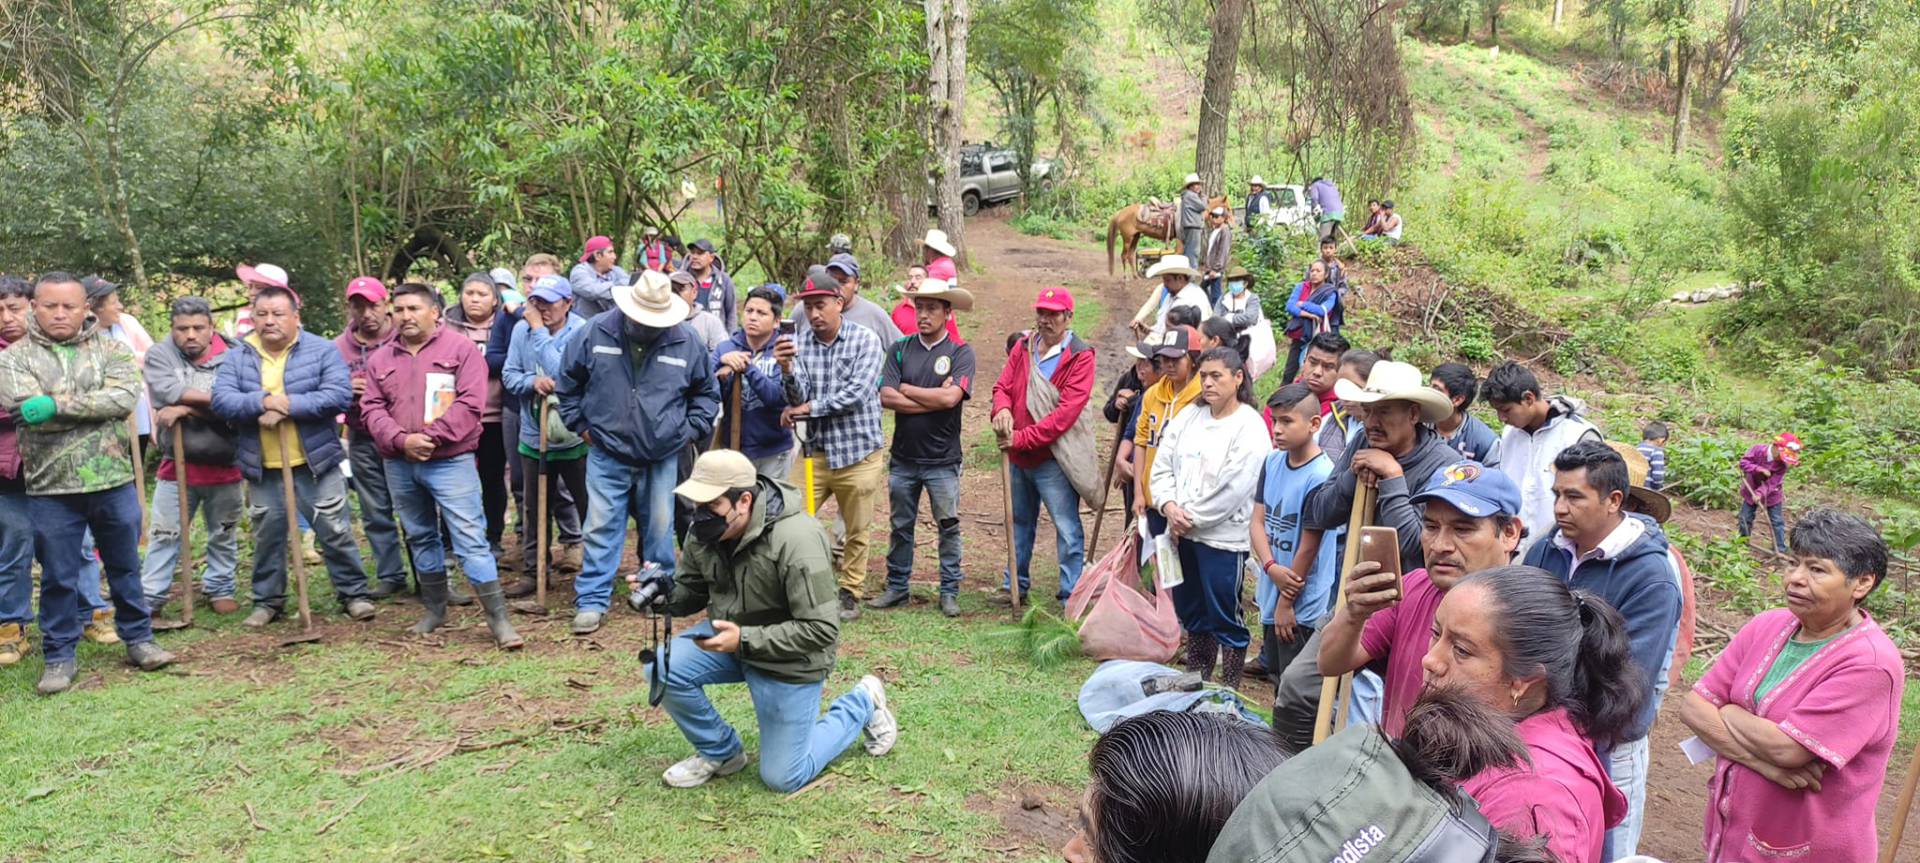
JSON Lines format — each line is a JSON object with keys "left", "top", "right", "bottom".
{"left": 999, "top": 438, "right": 1020, "bottom": 614}
{"left": 728, "top": 377, "right": 743, "bottom": 451}
{"left": 1882, "top": 730, "right": 1920, "bottom": 863}
{"left": 1313, "top": 482, "right": 1377, "bottom": 744}
{"left": 536, "top": 399, "right": 551, "bottom": 608}
{"left": 129, "top": 414, "right": 147, "bottom": 540}
{"left": 1086, "top": 422, "right": 1125, "bottom": 560}
{"left": 279, "top": 423, "right": 316, "bottom": 637}
{"left": 174, "top": 425, "right": 194, "bottom": 626}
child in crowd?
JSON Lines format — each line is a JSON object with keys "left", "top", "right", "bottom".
{"left": 1637, "top": 422, "right": 1668, "bottom": 491}
{"left": 1738, "top": 432, "right": 1801, "bottom": 552}
{"left": 1246, "top": 384, "right": 1339, "bottom": 685}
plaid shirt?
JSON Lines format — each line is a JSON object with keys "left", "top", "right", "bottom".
{"left": 784, "top": 320, "right": 885, "bottom": 469}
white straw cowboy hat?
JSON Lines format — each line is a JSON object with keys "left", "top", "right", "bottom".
{"left": 1249, "top": 175, "right": 1267, "bottom": 186}
{"left": 615, "top": 270, "right": 689, "bottom": 328}
{"left": 1183, "top": 173, "right": 1201, "bottom": 187}
{"left": 1607, "top": 441, "right": 1674, "bottom": 524}
{"left": 1145, "top": 254, "right": 1201, "bottom": 279}
{"left": 899, "top": 278, "right": 974, "bottom": 311}
{"left": 1333, "top": 361, "right": 1455, "bottom": 424}
{"left": 923, "top": 229, "right": 957, "bottom": 258}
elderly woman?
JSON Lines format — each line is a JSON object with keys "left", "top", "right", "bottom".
{"left": 1061, "top": 711, "right": 1287, "bottom": 863}
{"left": 1423, "top": 565, "right": 1643, "bottom": 863}
{"left": 1679, "top": 508, "right": 1904, "bottom": 862}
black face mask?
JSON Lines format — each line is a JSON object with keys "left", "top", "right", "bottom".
{"left": 626, "top": 320, "right": 665, "bottom": 344}
{"left": 689, "top": 506, "right": 731, "bottom": 544}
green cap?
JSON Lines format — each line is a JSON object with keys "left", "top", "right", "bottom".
{"left": 1206, "top": 725, "right": 1499, "bottom": 863}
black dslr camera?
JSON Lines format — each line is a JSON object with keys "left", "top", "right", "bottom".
{"left": 629, "top": 562, "right": 675, "bottom": 707}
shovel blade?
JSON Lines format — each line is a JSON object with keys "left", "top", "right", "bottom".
{"left": 151, "top": 618, "right": 192, "bottom": 632}
{"left": 277, "top": 630, "right": 323, "bottom": 647}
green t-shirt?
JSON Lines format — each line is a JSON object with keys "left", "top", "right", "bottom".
{"left": 1755, "top": 628, "right": 1845, "bottom": 701}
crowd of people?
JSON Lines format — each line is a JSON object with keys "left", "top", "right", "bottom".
{"left": 0, "top": 205, "right": 1906, "bottom": 861}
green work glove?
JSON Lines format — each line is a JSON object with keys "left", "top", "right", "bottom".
{"left": 17, "top": 395, "right": 55, "bottom": 426}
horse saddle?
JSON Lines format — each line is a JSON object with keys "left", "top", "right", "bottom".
{"left": 1139, "top": 201, "right": 1175, "bottom": 233}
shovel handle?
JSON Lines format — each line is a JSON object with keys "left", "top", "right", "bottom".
{"left": 173, "top": 425, "right": 194, "bottom": 625}
{"left": 278, "top": 422, "right": 314, "bottom": 633}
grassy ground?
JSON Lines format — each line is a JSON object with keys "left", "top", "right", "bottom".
{"left": 0, "top": 580, "right": 1095, "bottom": 862}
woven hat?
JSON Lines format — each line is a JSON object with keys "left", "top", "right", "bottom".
{"left": 613, "top": 270, "right": 687, "bottom": 327}
{"left": 1332, "top": 361, "right": 1455, "bottom": 424}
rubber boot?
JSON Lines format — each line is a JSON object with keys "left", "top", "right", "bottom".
{"left": 473, "top": 580, "right": 525, "bottom": 650}
{"left": 1219, "top": 646, "right": 1246, "bottom": 691}
{"left": 1184, "top": 633, "right": 1218, "bottom": 682}
{"left": 410, "top": 570, "right": 449, "bottom": 635}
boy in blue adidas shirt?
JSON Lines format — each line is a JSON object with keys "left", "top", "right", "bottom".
{"left": 1248, "top": 383, "right": 1341, "bottom": 684}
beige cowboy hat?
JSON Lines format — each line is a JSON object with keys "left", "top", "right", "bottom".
{"left": 1248, "top": 175, "right": 1267, "bottom": 187}
{"left": 923, "top": 229, "right": 957, "bottom": 258}
{"left": 614, "top": 270, "right": 688, "bottom": 328}
{"left": 1333, "top": 361, "right": 1454, "bottom": 424}
{"left": 1183, "top": 173, "right": 1201, "bottom": 187}
{"left": 1146, "top": 254, "right": 1201, "bottom": 280}
{"left": 1607, "top": 441, "right": 1673, "bottom": 524}
{"left": 899, "top": 278, "right": 974, "bottom": 311}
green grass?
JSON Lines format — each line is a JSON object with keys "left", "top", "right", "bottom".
{"left": 0, "top": 590, "right": 1097, "bottom": 862}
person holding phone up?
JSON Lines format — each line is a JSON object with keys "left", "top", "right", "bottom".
{"left": 641, "top": 449, "right": 898, "bottom": 792}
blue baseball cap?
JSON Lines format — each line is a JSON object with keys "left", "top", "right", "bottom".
{"left": 1410, "top": 461, "right": 1521, "bottom": 519}
{"left": 529, "top": 274, "right": 571, "bottom": 304}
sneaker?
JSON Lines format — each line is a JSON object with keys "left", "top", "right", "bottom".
{"left": 344, "top": 599, "right": 378, "bottom": 621}
{"left": 855, "top": 675, "right": 898, "bottom": 756}
{"left": 36, "top": 658, "right": 78, "bottom": 696}
{"left": 209, "top": 596, "right": 241, "bottom": 614}
{"left": 82, "top": 609, "right": 120, "bottom": 644}
{"left": 241, "top": 607, "right": 278, "bottom": 628}
{"left": 662, "top": 751, "right": 748, "bottom": 789}
{"left": 0, "top": 622, "right": 29, "bottom": 666}
{"left": 570, "top": 610, "right": 604, "bottom": 635}
{"left": 985, "top": 589, "right": 1028, "bottom": 608}
{"left": 865, "top": 588, "right": 911, "bottom": 610}
{"left": 126, "top": 641, "right": 177, "bottom": 671}
{"left": 939, "top": 594, "right": 961, "bottom": 618}
{"left": 1242, "top": 655, "right": 1270, "bottom": 678}
{"left": 838, "top": 590, "right": 861, "bottom": 622}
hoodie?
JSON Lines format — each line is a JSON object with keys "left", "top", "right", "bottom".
{"left": 1462, "top": 707, "right": 1627, "bottom": 863}
{"left": 1302, "top": 425, "right": 1460, "bottom": 572}
{"left": 710, "top": 329, "right": 792, "bottom": 460}
{"left": 1495, "top": 393, "right": 1601, "bottom": 554}
{"left": 1524, "top": 513, "right": 1683, "bottom": 741}
{"left": 0, "top": 315, "right": 142, "bottom": 495}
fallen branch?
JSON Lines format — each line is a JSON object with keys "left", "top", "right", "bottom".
{"left": 315, "top": 793, "right": 368, "bottom": 836}
{"left": 344, "top": 718, "right": 607, "bottom": 781}
{"left": 246, "top": 802, "right": 271, "bottom": 831}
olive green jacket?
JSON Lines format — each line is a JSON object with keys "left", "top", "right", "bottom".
{"left": 0, "top": 315, "right": 141, "bottom": 495}
{"left": 667, "top": 478, "right": 840, "bottom": 683}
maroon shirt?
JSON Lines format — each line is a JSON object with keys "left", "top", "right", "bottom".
{"left": 358, "top": 324, "right": 486, "bottom": 461}
{"left": 0, "top": 335, "right": 18, "bottom": 483}
{"left": 333, "top": 324, "right": 395, "bottom": 433}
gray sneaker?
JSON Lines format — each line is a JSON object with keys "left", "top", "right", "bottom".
{"left": 939, "top": 594, "right": 962, "bottom": 618}
{"left": 865, "top": 588, "right": 911, "bottom": 609}
{"left": 344, "top": 599, "right": 378, "bottom": 621}
{"left": 126, "top": 641, "right": 176, "bottom": 671}
{"left": 36, "top": 658, "right": 78, "bottom": 695}
{"left": 662, "top": 751, "right": 748, "bottom": 788}
{"left": 570, "top": 610, "right": 604, "bottom": 635}
{"left": 855, "top": 675, "right": 897, "bottom": 756}
{"left": 241, "top": 607, "right": 278, "bottom": 628}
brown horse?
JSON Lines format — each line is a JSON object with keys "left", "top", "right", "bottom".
{"left": 1106, "top": 196, "right": 1228, "bottom": 277}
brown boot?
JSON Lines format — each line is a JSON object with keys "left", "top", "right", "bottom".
{"left": 0, "top": 622, "right": 29, "bottom": 666}
{"left": 556, "top": 543, "right": 583, "bottom": 574}
{"left": 82, "top": 609, "right": 121, "bottom": 645}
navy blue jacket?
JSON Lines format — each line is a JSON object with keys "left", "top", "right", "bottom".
{"left": 711, "top": 329, "right": 791, "bottom": 460}
{"left": 485, "top": 311, "right": 521, "bottom": 414}
{"left": 211, "top": 331, "right": 354, "bottom": 482}
{"left": 1523, "top": 513, "right": 1682, "bottom": 741}
{"left": 555, "top": 311, "right": 719, "bottom": 466}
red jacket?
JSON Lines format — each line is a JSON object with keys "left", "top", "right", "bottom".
{"left": 991, "top": 332, "right": 1095, "bottom": 468}
{"left": 359, "top": 324, "right": 487, "bottom": 461}
{"left": 333, "top": 325, "right": 395, "bottom": 433}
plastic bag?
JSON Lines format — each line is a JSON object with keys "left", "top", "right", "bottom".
{"left": 1065, "top": 533, "right": 1182, "bottom": 663}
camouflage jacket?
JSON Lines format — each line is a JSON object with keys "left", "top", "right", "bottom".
{"left": 0, "top": 315, "right": 141, "bottom": 495}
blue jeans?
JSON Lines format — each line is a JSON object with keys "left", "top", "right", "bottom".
{"left": 246, "top": 464, "right": 370, "bottom": 611}
{"left": 1737, "top": 501, "right": 1787, "bottom": 551}
{"left": 1603, "top": 735, "right": 1650, "bottom": 858}
{"left": 350, "top": 434, "right": 410, "bottom": 588}
{"left": 33, "top": 484, "right": 152, "bottom": 661}
{"left": 386, "top": 455, "right": 498, "bottom": 586}
{"left": 886, "top": 462, "right": 963, "bottom": 595}
{"left": 0, "top": 491, "right": 35, "bottom": 625}
{"left": 76, "top": 530, "right": 107, "bottom": 612}
{"left": 578, "top": 448, "right": 677, "bottom": 613}
{"left": 655, "top": 633, "right": 874, "bottom": 793}
{"left": 139, "top": 478, "right": 244, "bottom": 604}
{"left": 1005, "top": 460, "right": 1084, "bottom": 600}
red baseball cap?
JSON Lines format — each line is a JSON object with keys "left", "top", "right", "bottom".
{"left": 1034, "top": 286, "right": 1074, "bottom": 312}
{"left": 580, "top": 235, "right": 613, "bottom": 263}
{"left": 345, "top": 277, "right": 388, "bottom": 304}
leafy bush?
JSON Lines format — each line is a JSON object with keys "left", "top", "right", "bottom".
{"left": 1671, "top": 531, "right": 1776, "bottom": 616}
{"left": 1664, "top": 432, "right": 1745, "bottom": 511}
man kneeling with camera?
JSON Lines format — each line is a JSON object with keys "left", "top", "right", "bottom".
{"left": 637, "top": 449, "right": 899, "bottom": 790}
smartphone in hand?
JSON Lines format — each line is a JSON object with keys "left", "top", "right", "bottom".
{"left": 1356, "top": 526, "right": 1403, "bottom": 600}
{"left": 778, "top": 319, "right": 796, "bottom": 337}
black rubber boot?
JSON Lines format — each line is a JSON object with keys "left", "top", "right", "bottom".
{"left": 473, "top": 580, "right": 524, "bottom": 650}
{"left": 1220, "top": 646, "right": 1246, "bottom": 691}
{"left": 1184, "top": 633, "right": 1218, "bottom": 682}
{"left": 410, "top": 570, "right": 449, "bottom": 635}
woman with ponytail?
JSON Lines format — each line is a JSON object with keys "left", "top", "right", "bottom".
{"left": 1419, "top": 565, "right": 1645, "bottom": 863}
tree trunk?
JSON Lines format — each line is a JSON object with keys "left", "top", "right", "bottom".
{"left": 1194, "top": 0, "right": 1247, "bottom": 196}
{"left": 927, "top": 0, "right": 969, "bottom": 264}
{"left": 1670, "top": 35, "right": 1693, "bottom": 155}
{"left": 1551, "top": 0, "right": 1564, "bottom": 26}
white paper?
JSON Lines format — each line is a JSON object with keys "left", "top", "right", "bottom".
{"left": 423, "top": 373, "right": 456, "bottom": 425}
{"left": 1137, "top": 518, "right": 1155, "bottom": 567}
{"left": 1678, "top": 735, "right": 1716, "bottom": 765}
{"left": 1155, "top": 533, "right": 1184, "bottom": 590}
